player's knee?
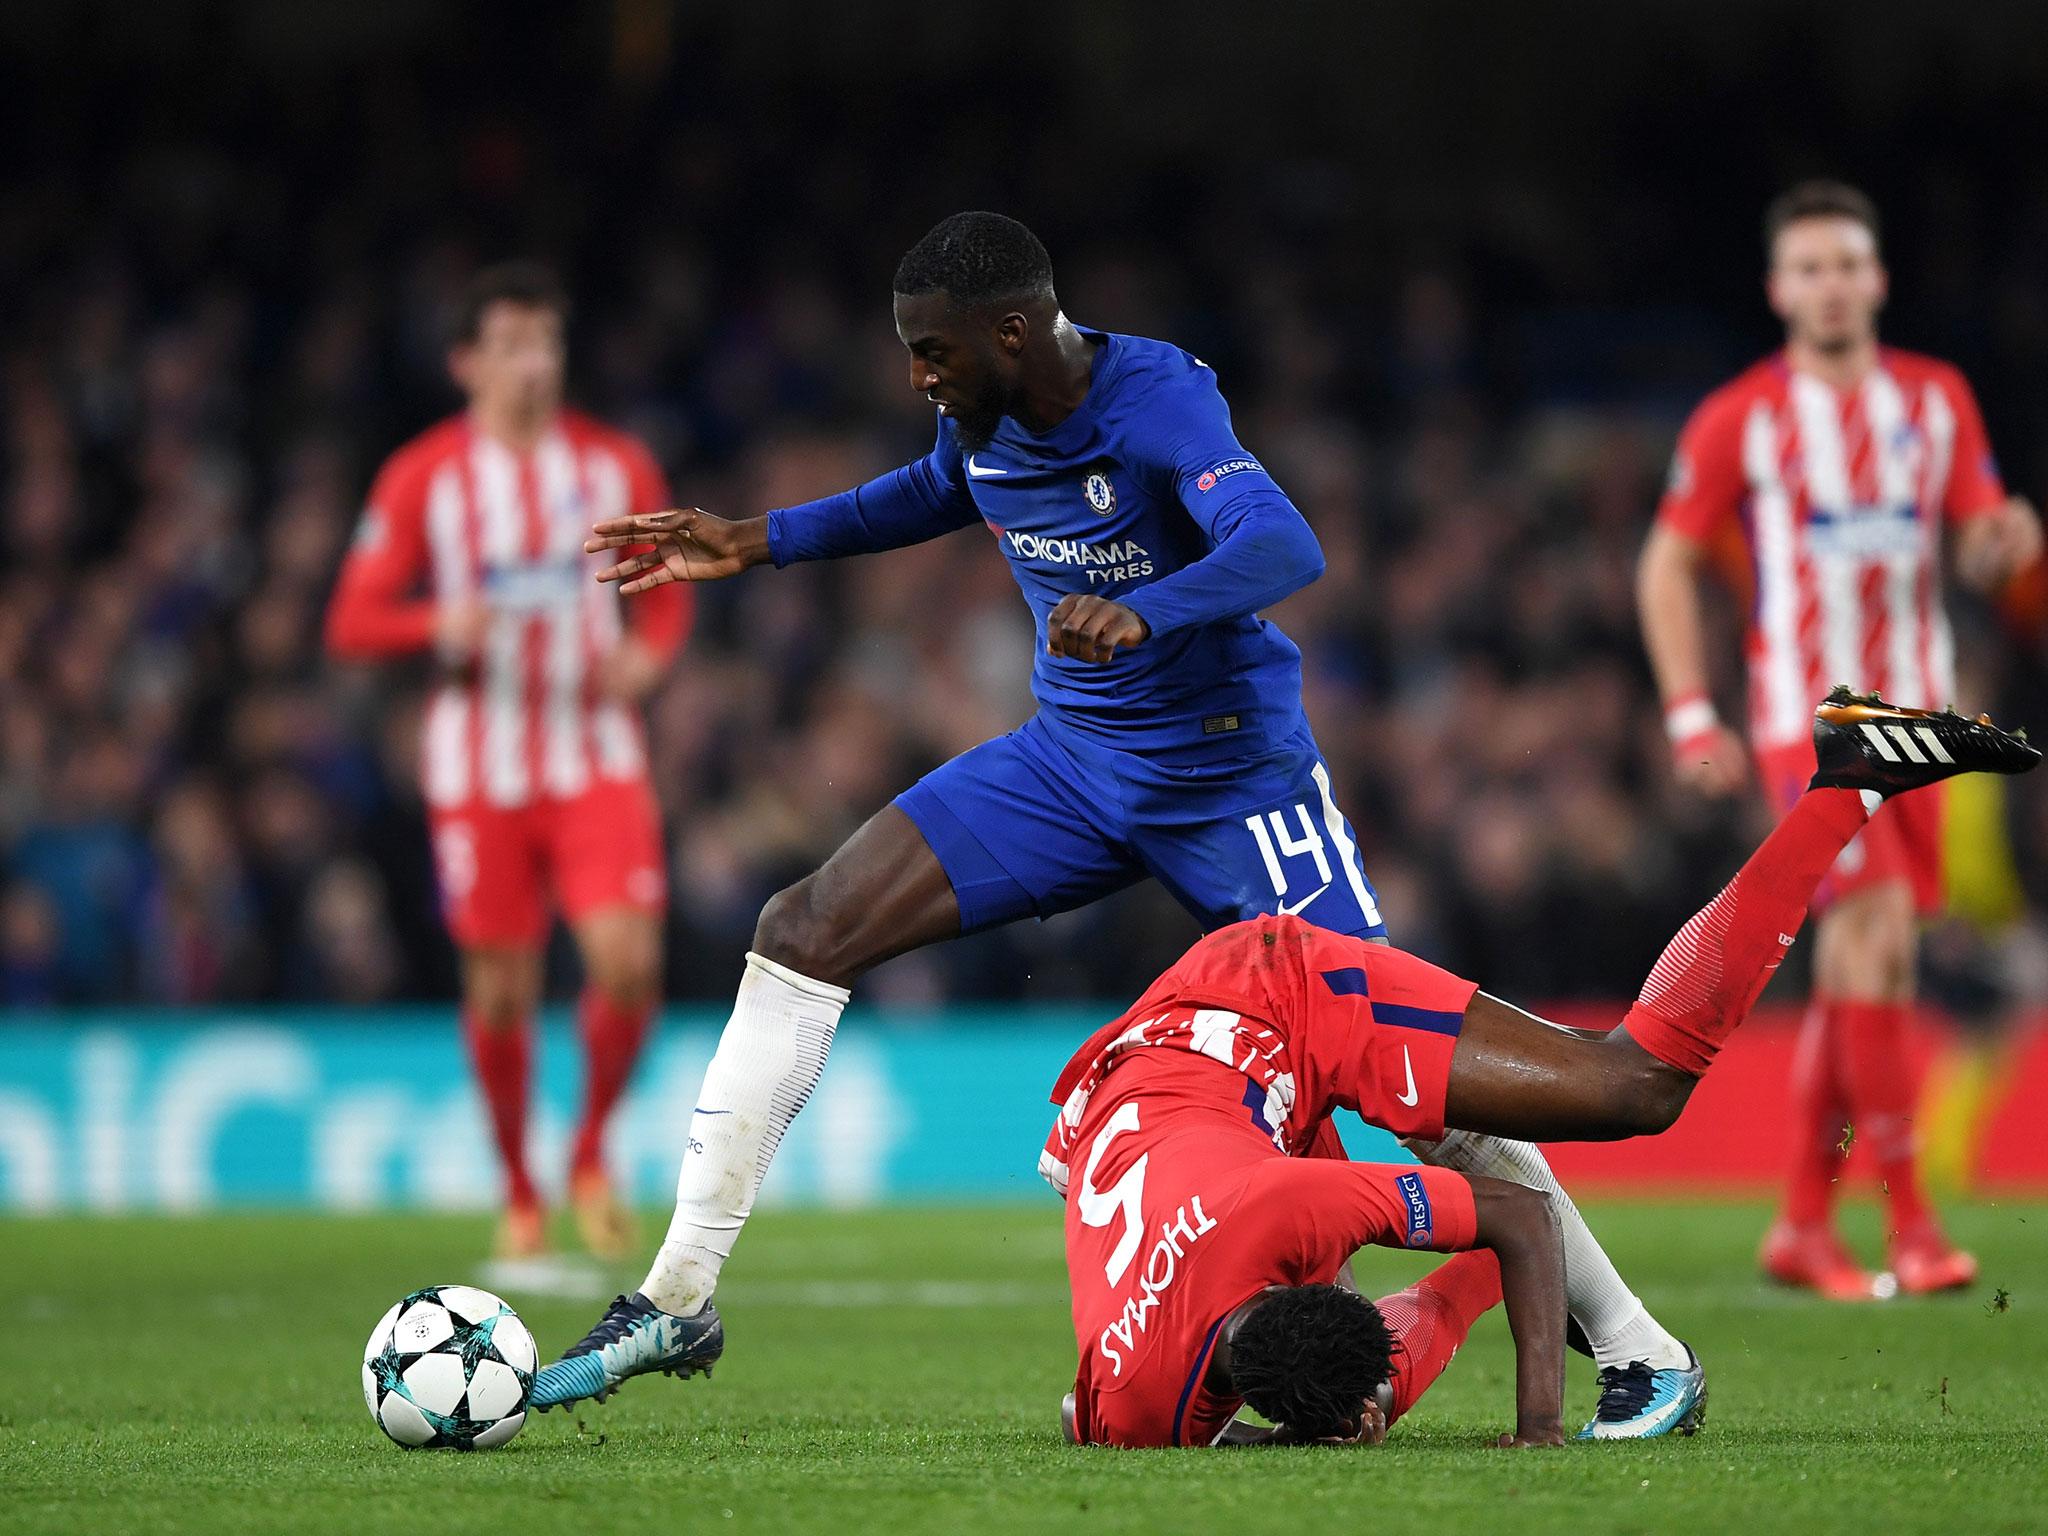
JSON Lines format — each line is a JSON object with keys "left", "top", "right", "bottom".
{"left": 1818, "top": 888, "right": 1916, "bottom": 1001}
{"left": 583, "top": 922, "right": 663, "bottom": 1008}
{"left": 1611, "top": 1058, "right": 1692, "bottom": 1136}
{"left": 462, "top": 952, "right": 536, "bottom": 1028}
{"left": 753, "top": 878, "right": 852, "bottom": 983}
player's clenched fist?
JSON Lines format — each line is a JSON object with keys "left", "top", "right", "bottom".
{"left": 585, "top": 508, "right": 772, "bottom": 593}
{"left": 1046, "top": 593, "right": 1149, "bottom": 664}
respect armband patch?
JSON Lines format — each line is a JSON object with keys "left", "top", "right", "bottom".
{"left": 1194, "top": 457, "right": 1263, "bottom": 493}
{"left": 1395, "top": 1170, "right": 1434, "bottom": 1248}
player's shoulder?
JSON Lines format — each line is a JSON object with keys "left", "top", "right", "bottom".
{"left": 1672, "top": 357, "right": 1783, "bottom": 454}
{"left": 1093, "top": 331, "right": 1220, "bottom": 410}
{"left": 1700, "top": 355, "right": 1790, "bottom": 418}
{"left": 372, "top": 415, "right": 469, "bottom": 501}
{"left": 1878, "top": 346, "right": 1976, "bottom": 398}
{"left": 1092, "top": 333, "right": 1233, "bottom": 463}
{"left": 557, "top": 408, "right": 658, "bottom": 465}
{"left": 1108, "top": 330, "right": 1211, "bottom": 379}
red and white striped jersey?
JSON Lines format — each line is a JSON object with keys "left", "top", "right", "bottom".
{"left": 326, "top": 411, "right": 690, "bottom": 809}
{"left": 1657, "top": 349, "right": 2005, "bottom": 749}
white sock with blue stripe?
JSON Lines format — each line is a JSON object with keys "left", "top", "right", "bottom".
{"left": 641, "top": 952, "right": 849, "bottom": 1315}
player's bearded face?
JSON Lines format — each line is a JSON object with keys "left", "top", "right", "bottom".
{"left": 1769, "top": 218, "right": 1886, "bottom": 354}
{"left": 944, "top": 359, "right": 1012, "bottom": 451}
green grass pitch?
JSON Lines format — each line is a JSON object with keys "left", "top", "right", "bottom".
{"left": 1, "top": 1200, "right": 2042, "bottom": 1536}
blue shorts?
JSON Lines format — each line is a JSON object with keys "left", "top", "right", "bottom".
{"left": 896, "top": 715, "right": 1386, "bottom": 940}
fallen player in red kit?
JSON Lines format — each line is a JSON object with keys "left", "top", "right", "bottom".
{"left": 1050, "top": 691, "right": 2036, "bottom": 1447}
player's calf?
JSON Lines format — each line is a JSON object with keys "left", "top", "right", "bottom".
{"left": 1444, "top": 995, "right": 1691, "bottom": 1142}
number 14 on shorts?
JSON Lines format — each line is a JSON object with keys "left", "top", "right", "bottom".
{"left": 1245, "top": 803, "right": 1332, "bottom": 912}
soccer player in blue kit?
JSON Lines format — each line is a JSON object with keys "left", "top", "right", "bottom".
{"left": 533, "top": 213, "right": 1702, "bottom": 1436}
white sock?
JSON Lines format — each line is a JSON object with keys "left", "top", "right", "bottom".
{"left": 640, "top": 951, "right": 848, "bottom": 1315}
{"left": 1410, "top": 1130, "right": 1689, "bottom": 1372}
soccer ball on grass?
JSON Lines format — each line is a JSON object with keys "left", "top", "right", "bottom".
{"left": 361, "top": 1285, "right": 537, "bottom": 1450}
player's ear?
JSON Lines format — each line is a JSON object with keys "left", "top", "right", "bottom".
{"left": 993, "top": 310, "right": 1030, "bottom": 356}
{"left": 447, "top": 342, "right": 477, "bottom": 393}
{"left": 1763, "top": 269, "right": 1791, "bottom": 324}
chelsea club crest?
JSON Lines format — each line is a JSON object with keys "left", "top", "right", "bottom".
{"left": 1084, "top": 473, "right": 1115, "bottom": 515}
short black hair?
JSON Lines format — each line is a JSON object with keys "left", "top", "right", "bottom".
{"left": 454, "top": 260, "right": 569, "bottom": 344}
{"left": 1765, "top": 180, "right": 1881, "bottom": 256}
{"left": 892, "top": 212, "right": 1054, "bottom": 309}
{"left": 1227, "top": 1285, "right": 1397, "bottom": 1440}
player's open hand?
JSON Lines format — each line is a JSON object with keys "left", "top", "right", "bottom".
{"left": 585, "top": 508, "right": 771, "bottom": 593}
{"left": 1046, "top": 594, "right": 1149, "bottom": 664}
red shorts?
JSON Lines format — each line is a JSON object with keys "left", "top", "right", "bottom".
{"left": 1271, "top": 941, "right": 1467, "bottom": 1143}
{"left": 1105, "top": 919, "right": 1474, "bottom": 1143}
{"left": 427, "top": 777, "right": 667, "bottom": 949}
{"left": 1757, "top": 741, "right": 1944, "bottom": 912}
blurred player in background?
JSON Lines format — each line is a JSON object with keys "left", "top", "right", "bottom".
{"left": 1637, "top": 182, "right": 2043, "bottom": 1297}
{"left": 326, "top": 263, "right": 689, "bottom": 1261}
{"left": 540, "top": 213, "right": 1697, "bottom": 1434}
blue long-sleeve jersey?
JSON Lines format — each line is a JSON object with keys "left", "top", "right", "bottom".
{"left": 767, "top": 329, "right": 1324, "bottom": 762}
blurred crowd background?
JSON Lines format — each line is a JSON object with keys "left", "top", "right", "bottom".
{"left": 5, "top": 0, "right": 2047, "bottom": 1008}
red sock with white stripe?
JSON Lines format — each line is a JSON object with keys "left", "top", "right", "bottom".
{"left": 463, "top": 1009, "right": 539, "bottom": 1210}
{"left": 572, "top": 989, "right": 656, "bottom": 1176}
{"left": 1623, "top": 788, "right": 1872, "bottom": 1076}
{"left": 1378, "top": 1250, "right": 1503, "bottom": 1424}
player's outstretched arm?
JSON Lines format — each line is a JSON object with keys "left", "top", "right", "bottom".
{"left": 586, "top": 508, "right": 770, "bottom": 594}
{"left": 590, "top": 444, "right": 984, "bottom": 598}
{"left": 1469, "top": 1175, "right": 1567, "bottom": 1448}
{"left": 1638, "top": 524, "right": 1747, "bottom": 797}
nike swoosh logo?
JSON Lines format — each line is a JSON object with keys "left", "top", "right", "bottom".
{"left": 1395, "top": 1046, "right": 1419, "bottom": 1107}
{"left": 1276, "top": 882, "right": 1330, "bottom": 918}
{"left": 966, "top": 456, "right": 1008, "bottom": 478}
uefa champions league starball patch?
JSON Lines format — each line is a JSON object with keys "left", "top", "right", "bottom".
{"left": 1084, "top": 473, "right": 1115, "bottom": 514}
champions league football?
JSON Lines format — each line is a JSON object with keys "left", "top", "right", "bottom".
{"left": 361, "top": 1287, "right": 537, "bottom": 1451}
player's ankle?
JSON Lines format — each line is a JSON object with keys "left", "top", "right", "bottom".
{"left": 1587, "top": 1304, "right": 1688, "bottom": 1373}
{"left": 641, "top": 1240, "right": 721, "bottom": 1316}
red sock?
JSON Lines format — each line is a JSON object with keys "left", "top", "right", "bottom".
{"left": 1782, "top": 1002, "right": 1850, "bottom": 1227}
{"left": 1623, "top": 788, "right": 1870, "bottom": 1076}
{"left": 1834, "top": 1000, "right": 1933, "bottom": 1237}
{"left": 1378, "top": 1250, "right": 1503, "bottom": 1425}
{"left": 463, "top": 1009, "right": 538, "bottom": 1209}
{"left": 571, "top": 989, "right": 655, "bottom": 1176}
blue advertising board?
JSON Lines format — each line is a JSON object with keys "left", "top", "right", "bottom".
{"left": 0, "top": 1008, "right": 1412, "bottom": 1211}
